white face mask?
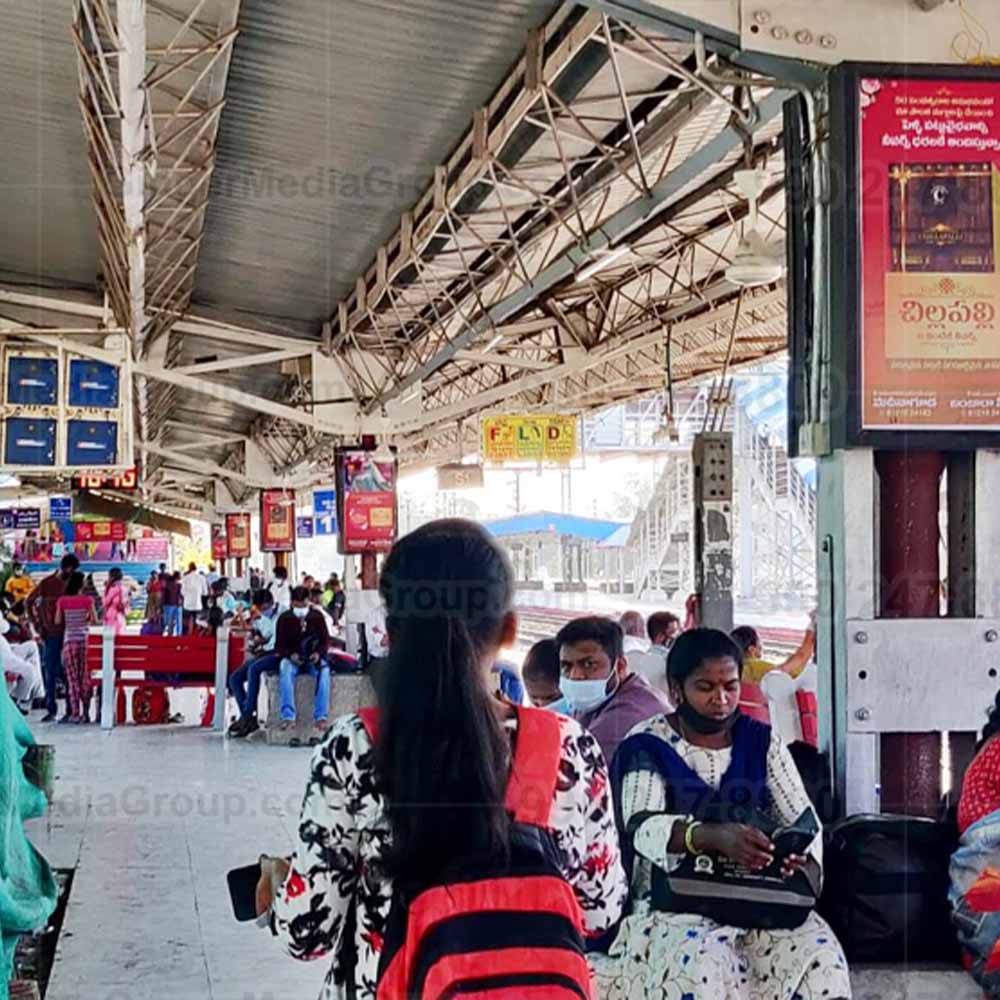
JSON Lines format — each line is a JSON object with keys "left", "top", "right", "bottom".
{"left": 292, "top": 606, "right": 308, "bottom": 619}
{"left": 560, "top": 669, "right": 619, "bottom": 715}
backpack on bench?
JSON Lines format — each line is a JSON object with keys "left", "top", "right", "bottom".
{"left": 356, "top": 706, "right": 592, "bottom": 1000}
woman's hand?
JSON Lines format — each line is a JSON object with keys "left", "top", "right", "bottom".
{"left": 696, "top": 823, "right": 774, "bottom": 870}
{"left": 255, "top": 855, "right": 291, "bottom": 916}
{"left": 780, "top": 853, "right": 808, "bottom": 880}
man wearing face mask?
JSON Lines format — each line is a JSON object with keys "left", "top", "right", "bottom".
{"left": 274, "top": 586, "right": 332, "bottom": 746}
{"left": 268, "top": 565, "right": 292, "bottom": 614}
{"left": 556, "top": 616, "right": 670, "bottom": 766}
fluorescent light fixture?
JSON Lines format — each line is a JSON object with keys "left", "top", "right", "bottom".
{"left": 576, "top": 246, "right": 631, "bottom": 283}
{"left": 484, "top": 334, "right": 503, "bottom": 352}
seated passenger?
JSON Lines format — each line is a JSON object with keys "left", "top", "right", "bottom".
{"left": 521, "top": 638, "right": 567, "bottom": 712}
{"left": 591, "top": 628, "right": 850, "bottom": 1000}
{"left": 619, "top": 610, "right": 649, "bottom": 654}
{"left": 556, "top": 616, "right": 670, "bottom": 765}
{"left": 275, "top": 586, "right": 331, "bottom": 747}
{"left": 257, "top": 519, "right": 626, "bottom": 996}
{"left": 732, "top": 617, "right": 816, "bottom": 685}
{"left": 228, "top": 590, "right": 281, "bottom": 738}
{"left": 648, "top": 610, "right": 681, "bottom": 655}
{"left": 0, "top": 613, "right": 44, "bottom": 715}
{"left": 951, "top": 692, "right": 1000, "bottom": 995}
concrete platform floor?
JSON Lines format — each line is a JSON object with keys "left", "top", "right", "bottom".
{"left": 26, "top": 707, "right": 328, "bottom": 1000}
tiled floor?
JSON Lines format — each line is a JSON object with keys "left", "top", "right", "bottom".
{"left": 27, "top": 703, "right": 329, "bottom": 1000}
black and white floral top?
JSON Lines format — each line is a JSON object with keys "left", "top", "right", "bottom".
{"left": 271, "top": 711, "right": 628, "bottom": 1000}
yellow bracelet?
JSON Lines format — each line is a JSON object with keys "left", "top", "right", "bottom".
{"left": 684, "top": 820, "right": 702, "bottom": 855}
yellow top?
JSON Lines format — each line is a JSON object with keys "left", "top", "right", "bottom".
{"left": 4, "top": 575, "right": 33, "bottom": 604}
{"left": 741, "top": 656, "right": 806, "bottom": 685}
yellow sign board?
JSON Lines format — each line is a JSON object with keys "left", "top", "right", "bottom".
{"left": 481, "top": 415, "right": 578, "bottom": 464}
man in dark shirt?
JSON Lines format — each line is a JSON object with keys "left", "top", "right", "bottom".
{"left": 25, "top": 553, "right": 80, "bottom": 721}
{"left": 161, "top": 571, "right": 182, "bottom": 636}
{"left": 275, "top": 586, "right": 332, "bottom": 746}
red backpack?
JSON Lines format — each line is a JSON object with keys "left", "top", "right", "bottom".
{"left": 356, "top": 705, "right": 592, "bottom": 1000}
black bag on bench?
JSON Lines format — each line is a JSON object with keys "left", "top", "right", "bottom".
{"left": 819, "top": 814, "right": 959, "bottom": 963}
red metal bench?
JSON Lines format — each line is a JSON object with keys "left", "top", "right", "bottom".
{"left": 86, "top": 627, "right": 246, "bottom": 731}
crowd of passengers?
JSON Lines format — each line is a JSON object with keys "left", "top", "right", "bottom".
{"left": 252, "top": 518, "right": 853, "bottom": 1000}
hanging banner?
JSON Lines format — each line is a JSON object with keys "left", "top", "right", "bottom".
{"left": 855, "top": 70, "right": 1000, "bottom": 435}
{"left": 75, "top": 520, "right": 126, "bottom": 542}
{"left": 49, "top": 496, "right": 72, "bottom": 521}
{"left": 259, "top": 488, "right": 296, "bottom": 553}
{"left": 336, "top": 448, "right": 397, "bottom": 555}
{"left": 225, "top": 512, "right": 252, "bottom": 559}
{"left": 481, "top": 415, "right": 578, "bottom": 463}
{"left": 211, "top": 523, "right": 228, "bottom": 561}
{"left": 296, "top": 516, "right": 315, "bottom": 539}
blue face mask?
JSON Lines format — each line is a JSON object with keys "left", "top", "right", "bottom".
{"left": 542, "top": 695, "right": 571, "bottom": 715}
{"left": 560, "top": 672, "right": 618, "bottom": 715}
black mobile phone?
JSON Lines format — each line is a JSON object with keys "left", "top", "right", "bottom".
{"left": 227, "top": 862, "right": 262, "bottom": 922}
{"left": 772, "top": 828, "right": 815, "bottom": 861}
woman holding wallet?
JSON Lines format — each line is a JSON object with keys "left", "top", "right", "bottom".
{"left": 591, "top": 627, "right": 851, "bottom": 1000}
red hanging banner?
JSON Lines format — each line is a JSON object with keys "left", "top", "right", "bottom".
{"left": 211, "top": 523, "right": 228, "bottom": 561}
{"left": 259, "top": 489, "right": 296, "bottom": 553}
{"left": 336, "top": 448, "right": 398, "bottom": 555}
{"left": 225, "top": 512, "right": 252, "bottom": 559}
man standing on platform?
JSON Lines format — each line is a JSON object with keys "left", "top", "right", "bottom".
{"left": 181, "top": 562, "right": 207, "bottom": 634}
{"left": 25, "top": 553, "right": 79, "bottom": 722}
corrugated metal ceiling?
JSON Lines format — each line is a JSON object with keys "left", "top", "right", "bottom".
{"left": 193, "top": 0, "right": 562, "bottom": 333}
{"left": 0, "top": 0, "right": 98, "bottom": 289}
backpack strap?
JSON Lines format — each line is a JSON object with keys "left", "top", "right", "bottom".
{"left": 505, "top": 706, "right": 562, "bottom": 829}
{"left": 357, "top": 706, "right": 380, "bottom": 744}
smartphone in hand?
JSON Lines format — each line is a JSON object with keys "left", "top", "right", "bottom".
{"left": 227, "top": 862, "right": 263, "bottom": 922}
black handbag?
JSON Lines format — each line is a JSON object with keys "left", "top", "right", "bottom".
{"left": 650, "top": 808, "right": 820, "bottom": 930}
{"left": 819, "top": 814, "right": 959, "bottom": 963}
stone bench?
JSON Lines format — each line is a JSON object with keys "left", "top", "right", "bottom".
{"left": 263, "top": 671, "right": 376, "bottom": 746}
{"left": 850, "top": 963, "right": 979, "bottom": 1000}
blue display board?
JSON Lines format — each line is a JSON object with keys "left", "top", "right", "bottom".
{"left": 66, "top": 419, "right": 118, "bottom": 466}
{"left": 314, "top": 488, "right": 338, "bottom": 535}
{"left": 68, "top": 359, "right": 120, "bottom": 408}
{"left": 49, "top": 497, "right": 72, "bottom": 520}
{"left": 296, "top": 516, "right": 315, "bottom": 539}
{"left": 6, "top": 356, "right": 58, "bottom": 406}
{"left": 3, "top": 418, "right": 57, "bottom": 466}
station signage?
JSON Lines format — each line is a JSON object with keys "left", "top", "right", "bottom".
{"left": 296, "top": 516, "right": 314, "bottom": 539}
{"left": 0, "top": 508, "right": 41, "bottom": 531}
{"left": 481, "top": 415, "right": 577, "bottom": 463}
{"left": 313, "top": 488, "right": 338, "bottom": 536}
{"left": 72, "top": 467, "right": 139, "bottom": 491}
{"left": 849, "top": 69, "right": 1000, "bottom": 439}
{"left": 437, "top": 463, "right": 485, "bottom": 490}
{"left": 49, "top": 496, "right": 72, "bottom": 520}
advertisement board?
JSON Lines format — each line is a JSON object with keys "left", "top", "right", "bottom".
{"left": 225, "top": 512, "right": 252, "bottom": 559}
{"left": 832, "top": 65, "right": 1000, "bottom": 447}
{"left": 75, "top": 520, "right": 127, "bottom": 542}
{"left": 259, "top": 489, "right": 296, "bottom": 553}
{"left": 335, "top": 448, "right": 397, "bottom": 555}
{"left": 211, "top": 523, "right": 228, "bottom": 561}
{"left": 481, "top": 415, "right": 578, "bottom": 463}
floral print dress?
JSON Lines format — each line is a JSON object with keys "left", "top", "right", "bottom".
{"left": 271, "top": 710, "right": 628, "bottom": 1000}
{"left": 589, "top": 715, "right": 852, "bottom": 1000}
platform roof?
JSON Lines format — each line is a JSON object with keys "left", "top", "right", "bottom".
{"left": 0, "top": 0, "right": 798, "bottom": 522}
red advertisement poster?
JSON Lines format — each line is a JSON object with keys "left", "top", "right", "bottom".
{"left": 211, "top": 523, "right": 228, "bottom": 561}
{"left": 859, "top": 74, "right": 1000, "bottom": 431}
{"left": 225, "top": 512, "right": 252, "bottom": 559}
{"left": 337, "top": 449, "right": 398, "bottom": 555}
{"left": 75, "top": 520, "right": 126, "bottom": 542}
{"left": 259, "top": 489, "right": 296, "bottom": 553}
